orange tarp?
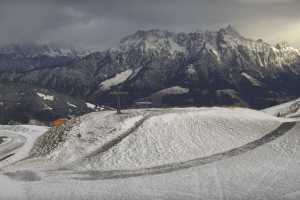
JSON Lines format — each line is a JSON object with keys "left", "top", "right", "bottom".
{"left": 51, "top": 118, "right": 66, "bottom": 126}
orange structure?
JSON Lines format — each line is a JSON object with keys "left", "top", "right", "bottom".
{"left": 51, "top": 118, "right": 66, "bottom": 126}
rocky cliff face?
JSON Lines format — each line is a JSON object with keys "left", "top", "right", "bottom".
{"left": 0, "top": 26, "right": 300, "bottom": 109}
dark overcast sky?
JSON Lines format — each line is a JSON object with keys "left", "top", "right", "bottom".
{"left": 0, "top": 0, "right": 299, "bottom": 50}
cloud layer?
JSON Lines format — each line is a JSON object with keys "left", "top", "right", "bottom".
{"left": 0, "top": 0, "right": 299, "bottom": 50}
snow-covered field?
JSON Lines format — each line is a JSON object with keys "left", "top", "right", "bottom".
{"left": 0, "top": 107, "right": 300, "bottom": 200}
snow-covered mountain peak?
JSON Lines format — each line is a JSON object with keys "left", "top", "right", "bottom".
{"left": 216, "top": 25, "right": 244, "bottom": 46}
{"left": 275, "top": 41, "right": 290, "bottom": 50}
{"left": 120, "top": 29, "right": 175, "bottom": 43}
{"left": 271, "top": 41, "right": 300, "bottom": 66}
{"left": 117, "top": 29, "right": 186, "bottom": 55}
{"left": 275, "top": 42, "right": 300, "bottom": 55}
{"left": 112, "top": 26, "right": 300, "bottom": 70}
{"left": 222, "top": 25, "right": 241, "bottom": 37}
{"left": 215, "top": 25, "right": 249, "bottom": 49}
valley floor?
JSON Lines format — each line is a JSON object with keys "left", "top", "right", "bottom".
{"left": 0, "top": 108, "right": 300, "bottom": 200}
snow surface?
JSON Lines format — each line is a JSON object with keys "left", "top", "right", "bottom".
{"left": 73, "top": 108, "right": 284, "bottom": 171}
{"left": 42, "top": 103, "right": 53, "bottom": 111}
{"left": 4, "top": 107, "right": 287, "bottom": 172}
{"left": 0, "top": 125, "right": 48, "bottom": 168}
{"left": 1, "top": 120, "right": 300, "bottom": 200}
{"left": 117, "top": 30, "right": 187, "bottom": 56}
{"left": 151, "top": 86, "right": 189, "bottom": 96}
{"left": 241, "top": 72, "right": 261, "bottom": 86}
{"left": 262, "top": 98, "right": 300, "bottom": 118}
{"left": 148, "top": 86, "right": 189, "bottom": 105}
{"left": 99, "top": 69, "right": 133, "bottom": 91}
{"left": 36, "top": 92, "right": 54, "bottom": 101}
{"left": 1, "top": 107, "right": 300, "bottom": 200}
{"left": 86, "top": 102, "right": 96, "bottom": 109}
{"left": 67, "top": 102, "right": 77, "bottom": 108}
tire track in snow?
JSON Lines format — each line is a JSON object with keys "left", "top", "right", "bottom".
{"left": 0, "top": 132, "right": 26, "bottom": 162}
{"left": 0, "top": 136, "right": 8, "bottom": 144}
{"left": 85, "top": 115, "right": 151, "bottom": 159}
{"left": 72, "top": 122, "right": 296, "bottom": 180}
{"left": 80, "top": 109, "right": 197, "bottom": 161}
{"left": 64, "top": 115, "right": 152, "bottom": 169}
{"left": 66, "top": 110, "right": 176, "bottom": 169}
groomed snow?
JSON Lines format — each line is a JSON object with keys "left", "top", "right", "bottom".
{"left": 5, "top": 107, "right": 287, "bottom": 172}
{"left": 73, "top": 108, "right": 284, "bottom": 171}
{"left": 6, "top": 111, "right": 145, "bottom": 170}
{"left": 1, "top": 121, "right": 300, "bottom": 200}
{"left": 1, "top": 107, "right": 300, "bottom": 200}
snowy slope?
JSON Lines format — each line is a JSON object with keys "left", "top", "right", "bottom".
{"left": 0, "top": 121, "right": 299, "bottom": 200}
{"left": 98, "top": 69, "right": 133, "bottom": 91}
{"left": 117, "top": 29, "right": 187, "bottom": 56}
{"left": 149, "top": 86, "right": 189, "bottom": 104}
{"left": 0, "top": 125, "right": 48, "bottom": 168}
{"left": 262, "top": 98, "right": 300, "bottom": 118}
{"left": 5, "top": 107, "right": 287, "bottom": 172}
{"left": 72, "top": 108, "right": 284, "bottom": 170}
{"left": 1, "top": 107, "right": 300, "bottom": 200}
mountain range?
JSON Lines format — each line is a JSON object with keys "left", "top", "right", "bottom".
{"left": 1, "top": 25, "right": 300, "bottom": 123}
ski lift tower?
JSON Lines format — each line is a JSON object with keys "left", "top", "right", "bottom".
{"left": 110, "top": 89, "right": 128, "bottom": 114}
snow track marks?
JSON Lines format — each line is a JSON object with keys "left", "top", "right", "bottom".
{"left": 73, "top": 122, "right": 296, "bottom": 180}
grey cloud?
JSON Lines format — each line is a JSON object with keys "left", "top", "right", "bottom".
{"left": 0, "top": 0, "right": 299, "bottom": 50}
